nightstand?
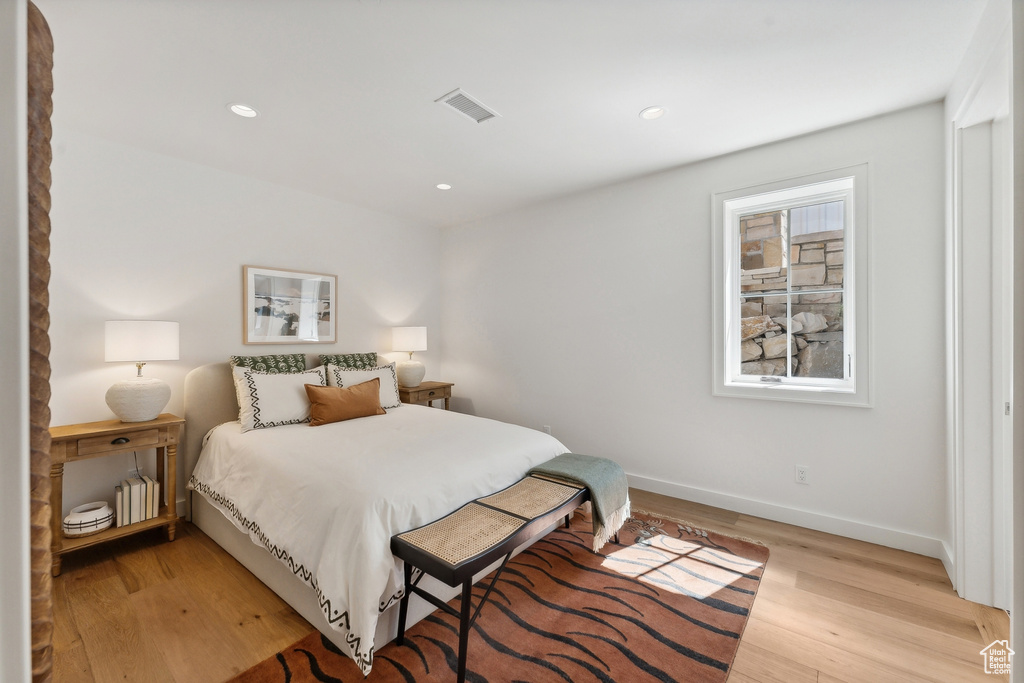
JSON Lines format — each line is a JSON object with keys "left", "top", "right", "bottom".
{"left": 48, "top": 413, "right": 184, "bottom": 576}
{"left": 398, "top": 381, "right": 454, "bottom": 410}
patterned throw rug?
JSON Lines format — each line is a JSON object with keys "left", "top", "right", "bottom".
{"left": 229, "top": 511, "right": 769, "bottom": 683}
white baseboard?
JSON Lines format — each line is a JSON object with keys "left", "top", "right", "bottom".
{"left": 939, "top": 540, "right": 957, "bottom": 593}
{"left": 628, "top": 473, "right": 949, "bottom": 562}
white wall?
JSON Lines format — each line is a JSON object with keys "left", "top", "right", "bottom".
{"left": 0, "top": 0, "right": 30, "bottom": 680}
{"left": 47, "top": 130, "right": 442, "bottom": 516}
{"left": 441, "top": 103, "right": 949, "bottom": 556}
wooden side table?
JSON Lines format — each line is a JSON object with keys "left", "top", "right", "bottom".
{"left": 398, "top": 381, "right": 454, "bottom": 410}
{"left": 48, "top": 413, "right": 184, "bottom": 576}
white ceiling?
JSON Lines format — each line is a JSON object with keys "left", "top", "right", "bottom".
{"left": 36, "top": 0, "right": 987, "bottom": 228}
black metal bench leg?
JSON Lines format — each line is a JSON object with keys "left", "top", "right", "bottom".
{"left": 397, "top": 562, "right": 412, "bottom": 646}
{"left": 456, "top": 578, "right": 473, "bottom": 683}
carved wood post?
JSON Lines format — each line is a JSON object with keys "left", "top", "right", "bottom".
{"left": 27, "top": 2, "right": 54, "bottom": 681}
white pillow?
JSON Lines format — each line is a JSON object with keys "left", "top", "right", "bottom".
{"left": 327, "top": 363, "right": 401, "bottom": 410}
{"left": 232, "top": 366, "right": 327, "bottom": 432}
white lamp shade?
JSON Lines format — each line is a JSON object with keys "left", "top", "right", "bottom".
{"left": 105, "top": 320, "right": 179, "bottom": 362}
{"left": 104, "top": 320, "right": 178, "bottom": 422}
{"left": 392, "top": 326, "right": 427, "bottom": 352}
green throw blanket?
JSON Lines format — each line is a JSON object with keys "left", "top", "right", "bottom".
{"left": 529, "top": 452, "right": 630, "bottom": 552}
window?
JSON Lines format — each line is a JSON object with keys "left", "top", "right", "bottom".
{"left": 712, "top": 166, "right": 870, "bottom": 406}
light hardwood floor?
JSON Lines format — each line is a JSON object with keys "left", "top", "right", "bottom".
{"left": 52, "top": 489, "right": 1009, "bottom": 682}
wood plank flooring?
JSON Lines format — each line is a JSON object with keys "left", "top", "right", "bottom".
{"left": 52, "top": 489, "right": 1009, "bottom": 682}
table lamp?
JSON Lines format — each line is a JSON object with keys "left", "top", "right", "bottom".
{"left": 392, "top": 326, "right": 427, "bottom": 387}
{"left": 104, "top": 320, "right": 179, "bottom": 422}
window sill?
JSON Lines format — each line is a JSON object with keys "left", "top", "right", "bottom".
{"left": 713, "top": 380, "right": 871, "bottom": 407}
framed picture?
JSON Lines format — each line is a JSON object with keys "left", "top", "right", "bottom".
{"left": 243, "top": 266, "right": 337, "bottom": 344}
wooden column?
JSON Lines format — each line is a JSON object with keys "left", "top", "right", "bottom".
{"left": 27, "top": 2, "right": 54, "bottom": 681}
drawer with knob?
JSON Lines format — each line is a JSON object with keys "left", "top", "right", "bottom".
{"left": 398, "top": 381, "right": 454, "bottom": 409}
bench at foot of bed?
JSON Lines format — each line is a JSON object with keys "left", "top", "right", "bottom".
{"left": 390, "top": 474, "right": 592, "bottom": 683}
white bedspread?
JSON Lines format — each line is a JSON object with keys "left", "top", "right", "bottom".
{"left": 187, "top": 404, "right": 568, "bottom": 675}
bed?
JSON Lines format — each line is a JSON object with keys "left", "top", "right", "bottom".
{"left": 182, "top": 358, "right": 569, "bottom": 675}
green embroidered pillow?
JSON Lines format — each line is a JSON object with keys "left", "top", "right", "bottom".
{"left": 319, "top": 352, "right": 378, "bottom": 369}
{"left": 229, "top": 353, "right": 306, "bottom": 374}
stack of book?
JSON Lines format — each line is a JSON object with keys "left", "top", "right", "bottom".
{"left": 113, "top": 475, "right": 160, "bottom": 527}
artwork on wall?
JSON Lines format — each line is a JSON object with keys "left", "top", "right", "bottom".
{"left": 243, "top": 265, "right": 336, "bottom": 344}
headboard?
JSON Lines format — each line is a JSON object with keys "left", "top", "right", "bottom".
{"left": 182, "top": 362, "right": 238, "bottom": 519}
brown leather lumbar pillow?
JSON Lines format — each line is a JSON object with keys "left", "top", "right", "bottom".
{"left": 305, "top": 378, "right": 386, "bottom": 426}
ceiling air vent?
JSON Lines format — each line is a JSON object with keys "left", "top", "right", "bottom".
{"left": 435, "top": 88, "right": 499, "bottom": 123}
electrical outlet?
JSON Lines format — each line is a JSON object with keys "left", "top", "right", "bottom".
{"left": 795, "top": 465, "right": 810, "bottom": 485}
{"left": 542, "top": 425, "right": 552, "bottom": 435}
{"left": 127, "top": 468, "right": 141, "bottom": 480}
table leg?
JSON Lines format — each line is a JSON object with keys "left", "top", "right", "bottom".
{"left": 50, "top": 461, "right": 64, "bottom": 576}
{"left": 165, "top": 443, "right": 177, "bottom": 540}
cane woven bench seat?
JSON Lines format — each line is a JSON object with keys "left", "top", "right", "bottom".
{"left": 390, "top": 473, "right": 591, "bottom": 683}
{"left": 392, "top": 474, "right": 587, "bottom": 587}
{"left": 477, "top": 475, "right": 582, "bottom": 520}
{"left": 397, "top": 503, "right": 526, "bottom": 568}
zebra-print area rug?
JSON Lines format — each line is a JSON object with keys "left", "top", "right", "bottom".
{"left": 230, "top": 510, "right": 769, "bottom": 683}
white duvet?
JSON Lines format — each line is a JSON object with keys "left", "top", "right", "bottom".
{"left": 187, "top": 404, "right": 568, "bottom": 675}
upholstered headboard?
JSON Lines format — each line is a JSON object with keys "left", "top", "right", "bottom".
{"left": 182, "top": 362, "right": 238, "bottom": 519}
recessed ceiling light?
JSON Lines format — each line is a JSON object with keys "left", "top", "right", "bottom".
{"left": 639, "top": 106, "right": 666, "bottom": 120}
{"left": 229, "top": 103, "right": 259, "bottom": 118}
{"left": 436, "top": 183, "right": 452, "bottom": 190}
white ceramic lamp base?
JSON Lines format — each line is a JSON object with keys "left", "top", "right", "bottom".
{"left": 105, "top": 377, "right": 171, "bottom": 422}
{"left": 396, "top": 360, "right": 426, "bottom": 388}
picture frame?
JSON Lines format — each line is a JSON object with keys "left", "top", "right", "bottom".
{"left": 243, "top": 265, "right": 337, "bottom": 344}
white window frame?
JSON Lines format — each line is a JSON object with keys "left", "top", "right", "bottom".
{"left": 712, "top": 164, "right": 871, "bottom": 407}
